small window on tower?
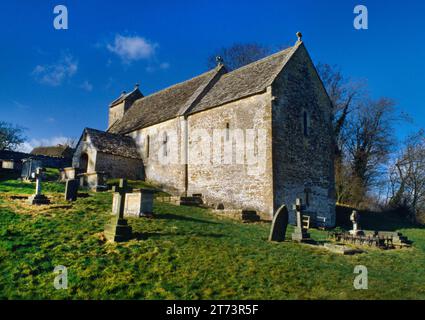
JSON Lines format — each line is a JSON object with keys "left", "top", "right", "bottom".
{"left": 304, "top": 188, "right": 310, "bottom": 207}
{"left": 162, "top": 132, "right": 168, "bottom": 157}
{"left": 303, "top": 111, "right": 309, "bottom": 137}
{"left": 146, "top": 135, "right": 150, "bottom": 158}
{"left": 225, "top": 123, "right": 230, "bottom": 141}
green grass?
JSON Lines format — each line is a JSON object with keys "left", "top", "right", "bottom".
{"left": 0, "top": 178, "right": 425, "bottom": 299}
{"left": 107, "top": 178, "right": 170, "bottom": 197}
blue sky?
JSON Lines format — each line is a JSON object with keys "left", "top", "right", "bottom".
{"left": 0, "top": 0, "right": 424, "bottom": 151}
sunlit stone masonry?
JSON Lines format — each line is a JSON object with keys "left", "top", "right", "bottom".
{"left": 73, "top": 33, "right": 336, "bottom": 227}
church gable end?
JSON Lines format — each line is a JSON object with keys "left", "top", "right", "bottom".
{"left": 270, "top": 41, "right": 336, "bottom": 227}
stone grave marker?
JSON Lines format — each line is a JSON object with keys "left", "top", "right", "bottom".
{"left": 104, "top": 179, "right": 133, "bottom": 242}
{"left": 291, "top": 198, "right": 312, "bottom": 243}
{"left": 323, "top": 243, "right": 363, "bottom": 255}
{"left": 21, "top": 159, "right": 42, "bottom": 181}
{"left": 112, "top": 193, "right": 121, "bottom": 215}
{"left": 269, "top": 204, "right": 289, "bottom": 242}
{"left": 349, "top": 210, "right": 362, "bottom": 235}
{"left": 241, "top": 209, "right": 260, "bottom": 222}
{"left": 28, "top": 167, "right": 50, "bottom": 205}
{"left": 64, "top": 179, "right": 79, "bottom": 201}
{"left": 124, "top": 189, "right": 155, "bottom": 218}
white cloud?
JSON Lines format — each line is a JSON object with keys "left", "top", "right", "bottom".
{"left": 80, "top": 80, "right": 93, "bottom": 92}
{"left": 45, "top": 117, "right": 56, "bottom": 123}
{"left": 107, "top": 34, "right": 157, "bottom": 63}
{"left": 159, "top": 62, "right": 170, "bottom": 70}
{"left": 146, "top": 62, "right": 171, "bottom": 73}
{"left": 11, "top": 100, "right": 31, "bottom": 110}
{"left": 32, "top": 54, "right": 78, "bottom": 86}
{"left": 17, "top": 136, "right": 74, "bottom": 153}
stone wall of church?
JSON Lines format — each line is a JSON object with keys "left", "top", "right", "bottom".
{"left": 271, "top": 43, "right": 336, "bottom": 227}
{"left": 94, "top": 152, "right": 144, "bottom": 180}
{"left": 128, "top": 118, "right": 186, "bottom": 195}
{"left": 186, "top": 91, "right": 275, "bottom": 215}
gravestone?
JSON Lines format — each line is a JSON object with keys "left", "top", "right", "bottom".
{"left": 323, "top": 243, "right": 363, "bottom": 255}
{"left": 241, "top": 209, "right": 260, "bottom": 222}
{"left": 104, "top": 179, "right": 133, "bottom": 242}
{"left": 269, "top": 204, "right": 289, "bottom": 242}
{"left": 291, "top": 198, "right": 312, "bottom": 243}
{"left": 64, "top": 179, "right": 79, "bottom": 201}
{"left": 28, "top": 167, "right": 50, "bottom": 205}
{"left": 21, "top": 159, "right": 43, "bottom": 181}
{"left": 349, "top": 210, "right": 362, "bottom": 235}
{"left": 124, "top": 189, "right": 155, "bottom": 218}
{"left": 60, "top": 167, "right": 76, "bottom": 181}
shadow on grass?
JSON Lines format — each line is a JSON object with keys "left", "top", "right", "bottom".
{"left": 132, "top": 231, "right": 225, "bottom": 240}
{"left": 77, "top": 193, "right": 90, "bottom": 198}
{"left": 154, "top": 213, "right": 219, "bottom": 225}
{"left": 0, "top": 182, "right": 33, "bottom": 189}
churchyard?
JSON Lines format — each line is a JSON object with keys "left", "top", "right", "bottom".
{"left": 1, "top": 169, "right": 425, "bottom": 300}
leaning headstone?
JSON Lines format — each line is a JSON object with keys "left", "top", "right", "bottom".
{"left": 28, "top": 167, "right": 50, "bottom": 205}
{"left": 64, "top": 179, "right": 79, "bottom": 201}
{"left": 112, "top": 193, "right": 121, "bottom": 215}
{"left": 291, "top": 198, "right": 312, "bottom": 243}
{"left": 269, "top": 205, "right": 289, "bottom": 242}
{"left": 123, "top": 189, "right": 155, "bottom": 218}
{"left": 104, "top": 179, "right": 133, "bottom": 243}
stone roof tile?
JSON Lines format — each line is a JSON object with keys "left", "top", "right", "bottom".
{"left": 108, "top": 43, "right": 300, "bottom": 134}
{"left": 84, "top": 128, "right": 141, "bottom": 159}
{"left": 108, "top": 67, "right": 221, "bottom": 134}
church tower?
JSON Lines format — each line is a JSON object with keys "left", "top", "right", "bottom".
{"left": 108, "top": 84, "right": 143, "bottom": 129}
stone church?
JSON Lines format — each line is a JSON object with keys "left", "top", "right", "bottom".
{"left": 73, "top": 35, "right": 336, "bottom": 227}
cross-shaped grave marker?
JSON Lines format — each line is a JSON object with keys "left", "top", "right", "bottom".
{"left": 291, "top": 198, "right": 312, "bottom": 243}
{"left": 104, "top": 179, "right": 133, "bottom": 242}
{"left": 28, "top": 167, "right": 50, "bottom": 205}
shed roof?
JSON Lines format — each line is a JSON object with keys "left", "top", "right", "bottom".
{"left": 83, "top": 128, "right": 141, "bottom": 159}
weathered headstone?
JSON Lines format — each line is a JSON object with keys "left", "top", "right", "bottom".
{"left": 64, "top": 179, "right": 79, "bottom": 201}
{"left": 241, "top": 209, "right": 260, "bottom": 222}
{"left": 291, "top": 198, "right": 312, "bottom": 243}
{"left": 269, "top": 205, "right": 289, "bottom": 242}
{"left": 28, "top": 167, "right": 50, "bottom": 205}
{"left": 124, "top": 189, "right": 155, "bottom": 218}
{"left": 60, "top": 167, "right": 76, "bottom": 181}
{"left": 323, "top": 243, "right": 363, "bottom": 255}
{"left": 21, "top": 159, "right": 42, "bottom": 181}
{"left": 104, "top": 179, "right": 133, "bottom": 242}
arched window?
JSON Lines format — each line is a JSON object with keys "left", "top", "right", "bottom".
{"left": 303, "top": 111, "right": 309, "bottom": 137}
{"left": 146, "top": 135, "right": 150, "bottom": 158}
{"left": 162, "top": 132, "right": 168, "bottom": 157}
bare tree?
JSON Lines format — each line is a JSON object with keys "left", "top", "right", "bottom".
{"left": 207, "top": 43, "right": 271, "bottom": 71}
{"left": 316, "top": 63, "right": 363, "bottom": 155}
{"left": 63, "top": 137, "right": 77, "bottom": 148}
{"left": 345, "top": 98, "right": 397, "bottom": 205}
{"left": 0, "top": 121, "right": 26, "bottom": 151}
{"left": 389, "top": 130, "right": 425, "bottom": 222}
{"left": 316, "top": 63, "right": 363, "bottom": 204}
